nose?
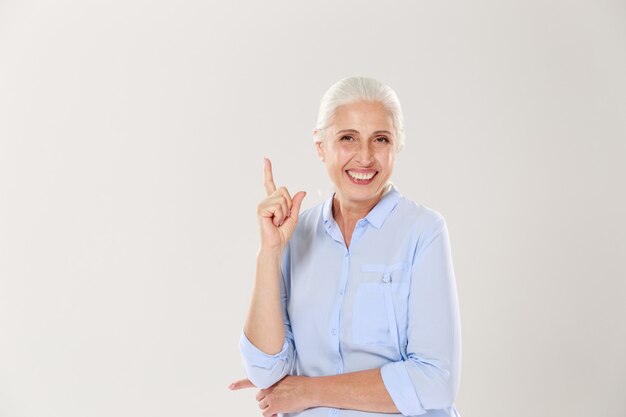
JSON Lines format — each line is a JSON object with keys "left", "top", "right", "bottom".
{"left": 357, "top": 142, "right": 374, "bottom": 165}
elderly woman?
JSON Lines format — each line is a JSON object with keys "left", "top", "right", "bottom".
{"left": 230, "top": 76, "right": 462, "bottom": 417}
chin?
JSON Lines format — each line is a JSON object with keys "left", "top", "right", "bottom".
{"left": 340, "top": 184, "right": 384, "bottom": 199}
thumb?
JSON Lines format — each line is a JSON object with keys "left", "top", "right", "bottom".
{"left": 289, "top": 191, "right": 306, "bottom": 221}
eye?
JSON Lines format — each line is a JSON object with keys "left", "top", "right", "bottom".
{"left": 375, "top": 136, "right": 390, "bottom": 143}
{"left": 340, "top": 135, "right": 354, "bottom": 141}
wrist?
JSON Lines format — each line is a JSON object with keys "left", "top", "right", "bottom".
{"left": 257, "top": 245, "right": 284, "bottom": 259}
{"left": 302, "top": 375, "right": 322, "bottom": 408}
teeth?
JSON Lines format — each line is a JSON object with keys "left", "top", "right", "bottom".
{"left": 348, "top": 170, "right": 375, "bottom": 180}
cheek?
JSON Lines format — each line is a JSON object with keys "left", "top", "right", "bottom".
{"left": 376, "top": 150, "right": 394, "bottom": 167}
{"left": 330, "top": 148, "right": 352, "bottom": 164}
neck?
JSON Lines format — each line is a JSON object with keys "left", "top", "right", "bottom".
{"left": 332, "top": 188, "right": 385, "bottom": 225}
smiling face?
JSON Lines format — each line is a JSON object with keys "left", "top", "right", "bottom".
{"left": 315, "top": 100, "right": 398, "bottom": 209}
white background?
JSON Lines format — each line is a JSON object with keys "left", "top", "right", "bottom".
{"left": 1, "top": 1, "right": 625, "bottom": 416}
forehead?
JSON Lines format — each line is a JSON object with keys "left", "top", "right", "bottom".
{"left": 330, "top": 101, "right": 394, "bottom": 133}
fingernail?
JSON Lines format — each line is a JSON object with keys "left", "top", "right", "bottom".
{"left": 228, "top": 383, "right": 235, "bottom": 389}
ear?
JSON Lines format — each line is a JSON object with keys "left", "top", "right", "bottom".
{"left": 315, "top": 140, "right": 325, "bottom": 161}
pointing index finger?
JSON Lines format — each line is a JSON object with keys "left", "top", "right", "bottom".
{"left": 264, "top": 157, "right": 277, "bottom": 196}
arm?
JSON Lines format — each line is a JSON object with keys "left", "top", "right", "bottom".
{"left": 306, "top": 368, "right": 398, "bottom": 413}
{"left": 239, "top": 244, "right": 296, "bottom": 389}
{"left": 379, "top": 217, "right": 462, "bottom": 415}
{"left": 240, "top": 369, "right": 397, "bottom": 416}
{"left": 243, "top": 246, "right": 286, "bottom": 354}
{"left": 238, "top": 158, "right": 305, "bottom": 389}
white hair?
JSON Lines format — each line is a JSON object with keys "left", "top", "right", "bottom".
{"left": 313, "top": 76, "right": 405, "bottom": 152}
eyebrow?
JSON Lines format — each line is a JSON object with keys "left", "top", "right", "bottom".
{"left": 336, "top": 129, "right": 393, "bottom": 136}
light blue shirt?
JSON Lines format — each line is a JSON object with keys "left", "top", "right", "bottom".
{"left": 239, "top": 184, "right": 462, "bottom": 417}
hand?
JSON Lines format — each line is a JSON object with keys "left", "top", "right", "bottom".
{"left": 229, "top": 376, "right": 312, "bottom": 417}
{"left": 257, "top": 158, "right": 306, "bottom": 251}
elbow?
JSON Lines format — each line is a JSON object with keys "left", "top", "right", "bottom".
{"left": 406, "top": 354, "right": 460, "bottom": 410}
{"left": 434, "top": 374, "right": 459, "bottom": 410}
{"left": 240, "top": 356, "right": 293, "bottom": 389}
{"left": 246, "top": 373, "right": 276, "bottom": 390}
{"left": 381, "top": 354, "right": 460, "bottom": 416}
{"left": 238, "top": 334, "right": 294, "bottom": 389}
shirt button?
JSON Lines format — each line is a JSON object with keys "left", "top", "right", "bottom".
{"left": 331, "top": 328, "right": 337, "bottom": 336}
{"left": 331, "top": 410, "right": 338, "bottom": 414}
{"left": 339, "top": 289, "right": 344, "bottom": 295}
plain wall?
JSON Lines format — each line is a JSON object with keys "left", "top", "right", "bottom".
{"left": 1, "top": 1, "right": 625, "bottom": 416}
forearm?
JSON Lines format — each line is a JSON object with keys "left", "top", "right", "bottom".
{"left": 243, "top": 246, "right": 285, "bottom": 354}
{"left": 306, "top": 368, "right": 398, "bottom": 413}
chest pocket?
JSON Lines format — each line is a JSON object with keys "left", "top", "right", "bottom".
{"left": 352, "top": 262, "right": 410, "bottom": 350}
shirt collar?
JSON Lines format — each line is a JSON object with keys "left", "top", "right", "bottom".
{"left": 322, "top": 182, "right": 401, "bottom": 230}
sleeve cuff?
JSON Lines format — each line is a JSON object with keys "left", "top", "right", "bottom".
{"left": 381, "top": 361, "right": 426, "bottom": 416}
{"left": 238, "top": 330, "right": 293, "bottom": 389}
{"left": 239, "top": 330, "right": 291, "bottom": 368}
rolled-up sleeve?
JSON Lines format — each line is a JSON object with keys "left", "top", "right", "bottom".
{"left": 381, "top": 217, "right": 462, "bottom": 416}
{"left": 238, "top": 330, "right": 295, "bottom": 389}
{"left": 238, "top": 244, "right": 296, "bottom": 389}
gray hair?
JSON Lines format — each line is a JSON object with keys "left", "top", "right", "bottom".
{"left": 313, "top": 76, "right": 405, "bottom": 152}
